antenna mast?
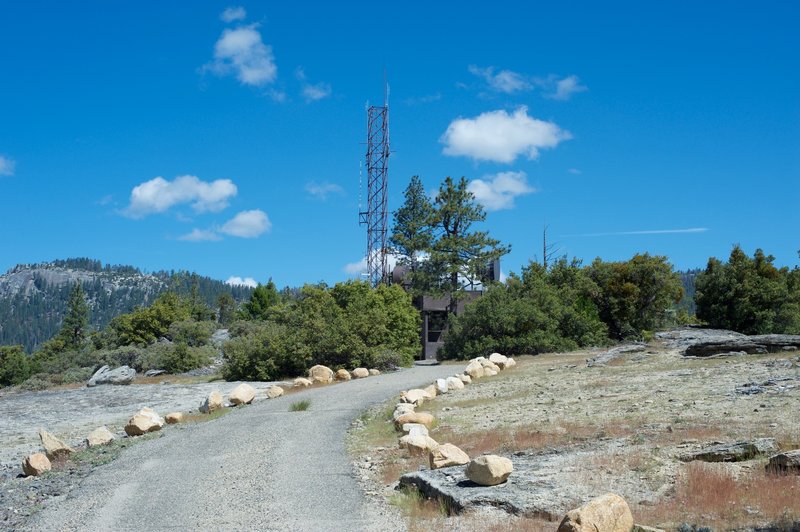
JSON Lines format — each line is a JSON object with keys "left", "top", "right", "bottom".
{"left": 358, "top": 83, "right": 390, "bottom": 286}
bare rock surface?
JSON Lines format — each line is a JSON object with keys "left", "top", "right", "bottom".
{"left": 587, "top": 343, "right": 646, "bottom": 367}
{"left": 87, "top": 365, "right": 136, "bottom": 386}
{"left": 767, "top": 449, "right": 800, "bottom": 473}
{"left": 0, "top": 380, "right": 279, "bottom": 466}
{"left": 655, "top": 327, "right": 800, "bottom": 357}
{"left": 39, "top": 429, "right": 74, "bottom": 460}
{"left": 680, "top": 438, "right": 778, "bottom": 463}
{"left": 22, "top": 453, "right": 51, "bottom": 477}
{"left": 85, "top": 426, "right": 115, "bottom": 447}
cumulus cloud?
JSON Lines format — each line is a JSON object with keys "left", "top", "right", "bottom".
{"left": 220, "top": 6, "right": 246, "bottom": 23}
{"left": 440, "top": 106, "right": 571, "bottom": 163}
{"left": 468, "top": 171, "right": 535, "bottom": 211}
{"left": 0, "top": 155, "right": 15, "bottom": 176}
{"left": 302, "top": 83, "right": 332, "bottom": 102}
{"left": 179, "top": 229, "right": 223, "bottom": 242}
{"left": 219, "top": 209, "right": 271, "bottom": 238}
{"left": 296, "top": 67, "right": 331, "bottom": 102}
{"left": 226, "top": 276, "right": 258, "bottom": 288}
{"left": 468, "top": 65, "right": 532, "bottom": 93}
{"left": 206, "top": 25, "right": 277, "bottom": 87}
{"left": 305, "top": 181, "right": 344, "bottom": 200}
{"left": 124, "top": 175, "right": 237, "bottom": 218}
{"left": 545, "top": 75, "right": 588, "bottom": 100}
{"left": 343, "top": 252, "right": 399, "bottom": 276}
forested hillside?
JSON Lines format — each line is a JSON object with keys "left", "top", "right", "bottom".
{"left": 0, "top": 258, "right": 252, "bottom": 351}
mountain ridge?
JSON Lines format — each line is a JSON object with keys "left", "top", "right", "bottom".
{"left": 0, "top": 258, "right": 253, "bottom": 352}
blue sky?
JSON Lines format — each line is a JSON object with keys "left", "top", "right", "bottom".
{"left": 1, "top": 1, "right": 798, "bottom": 288}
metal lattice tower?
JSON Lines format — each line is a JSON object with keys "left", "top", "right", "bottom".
{"left": 358, "top": 97, "right": 390, "bottom": 287}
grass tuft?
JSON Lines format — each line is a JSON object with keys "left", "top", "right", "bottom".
{"left": 290, "top": 399, "right": 311, "bottom": 412}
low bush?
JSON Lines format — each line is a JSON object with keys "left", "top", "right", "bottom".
{"left": 0, "top": 345, "right": 33, "bottom": 386}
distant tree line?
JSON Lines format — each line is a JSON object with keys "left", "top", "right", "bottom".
{"left": 0, "top": 259, "right": 252, "bottom": 352}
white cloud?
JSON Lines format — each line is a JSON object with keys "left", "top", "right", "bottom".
{"left": 305, "top": 181, "right": 344, "bottom": 200}
{"left": 0, "top": 155, "right": 16, "bottom": 176}
{"left": 220, "top": 6, "right": 246, "bottom": 23}
{"left": 468, "top": 65, "right": 532, "bottom": 93}
{"left": 219, "top": 209, "right": 271, "bottom": 238}
{"left": 302, "top": 82, "right": 332, "bottom": 102}
{"left": 124, "top": 175, "right": 237, "bottom": 218}
{"left": 468, "top": 171, "right": 535, "bottom": 211}
{"left": 343, "top": 252, "right": 399, "bottom": 276}
{"left": 440, "top": 106, "right": 571, "bottom": 163}
{"left": 206, "top": 25, "right": 277, "bottom": 87}
{"left": 226, "top": 276, "right": 258, "bottom": 288}
{"left": 296, "top": 67, "right": 331, "bottom": 102}
{"left": 546, "top": 75, "right": 588, "bottom": 100}
{"left": 179, "top": 228, "right": 223, "bottom": 242}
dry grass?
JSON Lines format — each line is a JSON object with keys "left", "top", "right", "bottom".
{"left": 390, "top": 486, "right": 451, "bottom": 531}
{"left": 638, "top": 462, "right": 800, "bottom": 529}
{"left": 431, "top": 420, "right": 635, "bottom": 456}
{"left": 183, "top": 408, "right": 232, "bottom": 423}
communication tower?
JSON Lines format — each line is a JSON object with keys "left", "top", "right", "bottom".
{"left": 358, "top": 87, "right": 390, "bottom": 286}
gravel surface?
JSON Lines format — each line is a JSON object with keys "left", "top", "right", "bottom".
{"left": 20, "top": 365, "right": 457, "bottom": 531}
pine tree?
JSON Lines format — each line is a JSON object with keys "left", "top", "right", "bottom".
{"left": 58, "top": 282, "right": 90, "bottom": 349}
{"left": 390, "top": 175, "right": 435, "bottom": 276}
{"left": 242, "top": 280, "right": 280, "bottom": 320}
{"left": 429, "top": 177, "right": 510, "bottom": 314}
{"left": 217, "top": 292, "right": 236, "bottom": 326}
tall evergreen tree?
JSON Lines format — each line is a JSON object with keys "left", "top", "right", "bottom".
{"left": 390, "top": 175, "right": 436, "bottom": 282}
{"left": 428, "top": 176, "right": 510, "bottom": 314}
{"left": 217, "top": 292, "right": 236, "bottom": 326}
{"left": 57, "top": 282, "right": 90, "bottom": 349}
{"left": 242, "top": 280, "right": 280, "bottom": 320}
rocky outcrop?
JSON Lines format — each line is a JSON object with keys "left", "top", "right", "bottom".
{"left": 429, "top": 443, "right": 470, "bottom": 470}
{"left": 656, "top": 327, "right": 800, "bottom": 357}
{"left": 200, "top": 391, "right": 224, "bottom": 413}
{"left": 87, "top": 365, "right": 136, "bottom": 386}
{"left": 351, "top": 368, "right": 369, "bottom": 379}
{"left": 266, "top": 386, "right": 284, "bottom": 399}
{"left": 85, "top": 426, "right": 115, "bottom": 447}
{"left": 308, "top": 365, "right": 334, "bottom": 384}
{"left": 229, "top": 383, "right": 256, "bottom": 405}
{"left": 465, "top": 455, "right": 513, "bottom": 486}
{"left": 22, "top": 453, "right": 51, "bottom": 476}
{"left": 39, "top": 429, "right": 75, "bottom": 460}
{"left": 684, "top": 334, "right": 800, "bottom": 357}
{"left": 767, "top": 449, "right": 800, "bottom": 473}
{"left": 124, "top": 407, "right": 165, "bottom": 436}
{"left": 557, "top": 493, "right": 634, "bottom": 532}
{"left": 680, "top": 438, "right": 777, "bottom": 462}
{"left": 165, "top": 412, "right": 184, "bottom": 424}
{"left": 335, "top": 369, "right": 352, "bottom": 381}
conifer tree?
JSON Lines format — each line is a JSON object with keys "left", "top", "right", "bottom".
{"left": 58, "top": 282, "right": 90, "bottom": 349}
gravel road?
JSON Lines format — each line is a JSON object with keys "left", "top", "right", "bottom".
{"left": 23, "top": 365, "right": 457, "bottom": 531}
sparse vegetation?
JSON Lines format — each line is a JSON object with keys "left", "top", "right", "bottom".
{"left": 289, "top": 399, "right": 311, "bottom": 412}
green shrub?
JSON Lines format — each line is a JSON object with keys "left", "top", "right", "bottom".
{"left": 161, "top": 342, "right": 213, "bottom": 374}
{"left": 0, "top": 345, "right": 33, "bottom": 386}
{"left": 167, "top": 320, "right": 217, "bottom": 347}
{"left": 372, "top": 348, "right": 414, "bottom": 370}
